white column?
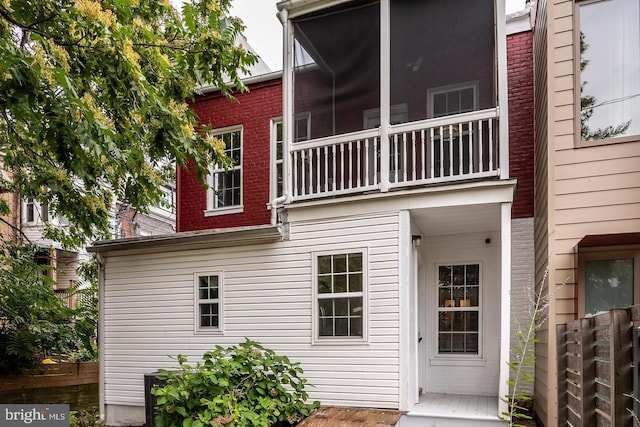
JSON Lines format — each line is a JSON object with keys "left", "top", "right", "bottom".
{"left": 398, "top": 210, "right": 415, "bottom": 411}
{"left": 496, "top": 0, "right": 509, "bottom": 179}
{"left": 498, "top": 201, "right": 512, "bottom": 416}
{"left": 281, "top": 9, "right": 294, "bottom": 202}
{"left": 379, "top": 0, "right": 390, "bottom": 192}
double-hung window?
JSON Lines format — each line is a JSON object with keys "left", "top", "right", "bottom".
{"left": 437, "top": 263, "right": 481, "bottom": 355}
{"left": 576, "top": 0, "right": 640, "bottom": 144}
{"left": 195, "top": 273, "right": 223, "bottom": 333}
{"left": 271, "top": 114, "right": 310, "bottom": 199}
{"left": 24, "top": 198, "right": 48, "bottom": 223}
{"left": 314, "top": 250, "right": 367, "bottom": 342}
{"left": 25, "top": 198, "right": 35, "bottom": 223}
{"left": 206, "top": 126, "right": 242, "bottom": 215}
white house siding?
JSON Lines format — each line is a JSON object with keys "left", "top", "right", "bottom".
{"left": 102, "top": 212, "right": 401, "bottom": 425}
{"left": 510, "top": 217, "right": 535, "bottom": 394}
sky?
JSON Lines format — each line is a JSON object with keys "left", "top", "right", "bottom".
{"left": 230, "top": 0, "right": 529, "bottom": 71}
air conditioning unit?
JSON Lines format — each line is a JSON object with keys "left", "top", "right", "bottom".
{"left": 144, "top": 372, "right": 167, "bottom": 427}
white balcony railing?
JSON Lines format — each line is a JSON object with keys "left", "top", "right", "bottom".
{"left": 289, "top": 108, "right": 499, "bottom": 201}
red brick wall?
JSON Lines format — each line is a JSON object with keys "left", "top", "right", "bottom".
{"left": 179, "top": 32, "right": 534, "bottom": 230}
{"left": 177, "top": 77, "right": 282, "bottom": 232}
{"left": 507, "top": 30, "right": 534, "bottom": 219}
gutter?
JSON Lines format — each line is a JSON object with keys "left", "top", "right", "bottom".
{"left": 196, "top": 70, "right": 283, "bottom": 95}
{"left": 88, "top": 224, "right": 283, "bottom": 254}
{"left": 97, "top": 252, "right": 106, "bottom": 424}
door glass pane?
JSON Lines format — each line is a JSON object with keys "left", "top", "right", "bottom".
{"left": 437, "top": 263, "right": 480, "bottom": 355}
{"left": 585, "top": 258, "right": 634, "bottom": 316}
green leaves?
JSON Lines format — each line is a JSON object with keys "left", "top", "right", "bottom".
{"left": 152, "top": 340, "right": 320, "bottom": 427}
{"left": 0, "top": 0, "right": 257, "bottom": 248}
{"left": 0, "top": 242, "right": 99, "bottom": 373}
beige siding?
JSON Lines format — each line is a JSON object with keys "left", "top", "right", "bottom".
{"left": 532, "top": 0, "right": 550, "bottom": 423}
{"left": 535, "top": 0, "right": 640, "bottom": 425}
{"left": 102, "top": 212, "right": 401, "bottom": 415}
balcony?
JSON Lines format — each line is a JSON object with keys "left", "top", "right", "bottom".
{"left": 280, "top": 0, "right": 507, "bottom": 204}
{"left": 290, "top": 108, "right": 499, "bottom": 201}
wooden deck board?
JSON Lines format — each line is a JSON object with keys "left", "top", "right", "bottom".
{"left": 297, "top": 407, "right": 403, "bottom": 427}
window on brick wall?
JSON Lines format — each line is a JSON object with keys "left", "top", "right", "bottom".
{"left": 576, "top": 0, "right": 640, "bottom": 144}
{"left": 205, "top": 126, "right": 243, "bottom": 216}
{"left": 271, "top": 114, "right": 310, "bottom": 199}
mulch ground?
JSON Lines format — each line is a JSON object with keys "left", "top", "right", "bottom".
{"left": 297, "top": 407, "right": 402, "bottom": 427}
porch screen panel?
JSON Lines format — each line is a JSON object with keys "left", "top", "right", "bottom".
{"left": 293, "top": 0, "right": 380, "bottom": 139}
{"left": 437, "top": 264, "right": 480, "bottom": 354}
{"left": 390, "top": 0, "right": 496, "bottom": 122}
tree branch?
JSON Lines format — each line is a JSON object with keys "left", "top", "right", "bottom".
{"left": 0, "top": 216, "right": 32, "bottom": 244}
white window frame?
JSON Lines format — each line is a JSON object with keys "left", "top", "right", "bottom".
{"left": 427, "top": 81, "right": 479, "bottom": 119}
{"left": 270, "top": 113, "right": 311, "bottom": 201}
{"left": 24, "top": 198, "right": 36, "bottom": 223}
{"left": 24, "top": 198, "right": 48, "bottom": 224}
{"left": 205, "top": 125, "right": 243, "bottom": 217}
{"left": 194, "top": 271, "right": 224, "bottom": 334}
{"left": 311, "top": 248, "right": 368, "bottom": 345}
{"left": 363, "top": 103, "right": 408, "bottom": 129}
{"left": 433, "top": 262, "right": 483, "bottom": 361}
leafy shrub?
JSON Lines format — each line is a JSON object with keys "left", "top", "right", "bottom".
{"left": 152, "top": 339, "right": 319, "bottom": 427}
{"left": 0, "top": 243, "right": 99, "bottom": 374}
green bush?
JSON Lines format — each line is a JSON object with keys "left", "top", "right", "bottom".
{"left": 152, "top": 339, "right": 319, "bottom": 427}
{"left": 0, "top": 243, "right": 99, "bottom": 374}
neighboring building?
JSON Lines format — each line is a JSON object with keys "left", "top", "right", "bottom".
{"left": 15, "top": 185, "right": 176, "bottom": 299}
{"left": 91, "top": 2, "right": 535, "bottom": 426}
{"left": 116, "top": 184, "right": 177, "bottom": 238}
{"left": 532, "top": 0, "right": 640, "bottom": 425}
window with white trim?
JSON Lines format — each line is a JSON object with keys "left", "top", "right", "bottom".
{"left": 271, "top": 114, "right": 310, "bottom": 198}
{"left": 437, "top": 263, "right": 480, "bottom": 355}
{"left": 427, "top": 82, "right": 478, "bottom": 118}
{"left": 206, "top": 127, "right": 242, "bottom": 213}
{"left": 25, "top": 198, "right": 35, "bottom": 223}
{"left": 315, "top": 251, "right": 366, "bottom": 340}
{"left": 195, "top": 273, "right": 223, "bottom": 333}
{"left": 24, "top": 198, "right": 48, "bottom": 224}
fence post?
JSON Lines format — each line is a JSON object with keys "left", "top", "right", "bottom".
{"left": 610, "top": 308, "right": 632, "bottom": 426}
{"left": 634, "top": 326, "right": 640, "bottom": 423}
{"left": 557, "top": 323, "right": 568, "bottom": 425}
{"left": 580, "top": 317, "right": 596, "bottom": 427}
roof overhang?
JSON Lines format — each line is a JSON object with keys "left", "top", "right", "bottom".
{"left": 577, "top": 232, "right": 640, "bottom": 249}
{"left": 88, "top": 225, "right": 283, "bottom": 255}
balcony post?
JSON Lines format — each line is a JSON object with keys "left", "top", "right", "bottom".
{"left": 496, "top": 0, "right": 509, "bottom": 179}
{"left": 379, "top": 0, "right": 390, "bottom": 192}
{"left": 281, "top": 8, "right": 294, "bottom": 201}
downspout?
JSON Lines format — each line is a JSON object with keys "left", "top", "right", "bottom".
{"left": 270, "top": 194, "right": 288, "bottom": 226}
{"left": 96, "top": 252, "right": 106, "bottom": 424}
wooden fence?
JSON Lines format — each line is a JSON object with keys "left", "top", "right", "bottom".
{"left": 0, "top": 362, "right": 98, "bottom": 410}
{"left": 557, "top": 306, "right": 640, "bottom": 426}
